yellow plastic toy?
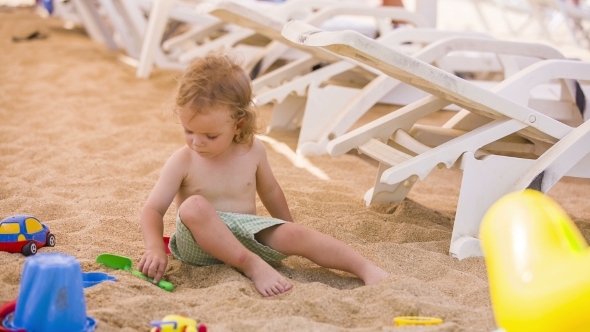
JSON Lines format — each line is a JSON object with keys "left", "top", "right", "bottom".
{"left": 150, "top": 315, "right": 207, "bottom": 332}
{"left": 393, "top": 316, "right": 443, "bottom": 326}
{"left": 480, "top": 190, "right": 590, "bottom": 332}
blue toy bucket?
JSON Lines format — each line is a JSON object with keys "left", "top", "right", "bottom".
{"left": 2, "top": 253, "right": 96, "bottom": 332}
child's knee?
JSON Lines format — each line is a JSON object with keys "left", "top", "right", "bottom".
{"left": 178, "top": 195, "right": 214, "bottom": 224}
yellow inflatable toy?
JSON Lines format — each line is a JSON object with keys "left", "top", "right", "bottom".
{"left": 149, "top": 315, "right": 207, "bottom": 332}
{"left": 480, "top": 190, "right": 590, "bottom": 332}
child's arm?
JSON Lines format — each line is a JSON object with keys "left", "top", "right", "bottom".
{"left": 255, "top": 139, "right": 294, "bottom": 222}
{"left": 138, "top": 150, "right": 187, "bottom": 282}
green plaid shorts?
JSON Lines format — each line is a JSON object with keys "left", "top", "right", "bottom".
{"left": 169, "top": 211, "right": 288, "bottom": 266}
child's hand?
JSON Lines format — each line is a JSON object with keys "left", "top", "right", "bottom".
{"left": 138, "top": 249, "right": 168, "bottom": 283}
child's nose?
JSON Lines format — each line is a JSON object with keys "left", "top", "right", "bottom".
{"left": 193, "top": 136, "right": 205, "bottom": 146}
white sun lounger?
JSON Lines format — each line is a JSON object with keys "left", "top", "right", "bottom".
{"left": 96, "top": 0, "right": 222, "bottom": 71}
{"left": 204, "top": 1, "right": 576, "bottom": 157}
{"left": 133, "top": 0, "right": 391, "bottom": 78}
{"left": 255, "top": 29, "right": 495, "bottom": 144}
{"left": 291, "top": 34, "right": 571, "bottom": 155}
{"left": 52, "top": 0, "right": 118, "bottom": 50}
{"left": 204, "top": 1, "right": 438, "bottom": 133}
{"left": 281, "top": 20, "right": 590, "bottom": 259}
{"left": 524, "top": 0, "right": 590, "bottom": 47}
{"left": 204, "top": 1, "right": 430, "bottom": 84}
{"left": 100, "top": 0, "right": 279, "bottom": 73}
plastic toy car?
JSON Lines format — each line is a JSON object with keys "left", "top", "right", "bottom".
{"left": 0, "top": 215, "right": 56, "bottom": 256}
{"left": 150, "top": 315, "right": 207, "bottom": 332}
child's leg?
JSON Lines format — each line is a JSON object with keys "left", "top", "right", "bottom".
{"left": 256, "top": 223, "right": 389, "bottom": 285}
{"left": 179, "top": 195, "right": 291, "bottom": 296}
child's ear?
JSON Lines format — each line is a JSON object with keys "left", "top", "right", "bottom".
{"left": 234, "top": 117, "right": 244, "bottom": 134}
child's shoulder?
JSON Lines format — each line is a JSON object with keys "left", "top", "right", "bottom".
{"left": 171, "top": 145, "right": 194, "bottom": 158}
{"left": 252, "top": 136, "right": 264, "bottom": 149}
{"left": 166, "top": 146, "right": 195, "bottom": 165}
{"left": 250, "top": 137, "right": 269, "bottom": 155}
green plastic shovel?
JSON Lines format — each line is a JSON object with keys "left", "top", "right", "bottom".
{"left": 96, "top": 253, "right": 174, "bottom": 292}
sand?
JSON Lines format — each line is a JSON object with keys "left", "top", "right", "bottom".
{"left": 1, "top": 3, "right": 590, "bottom": 331}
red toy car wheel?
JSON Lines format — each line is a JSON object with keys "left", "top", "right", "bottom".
{"left": 46, "top": 233, "right": 56, "bottom": 247}
{"left": 21, "top": 242, "right": 37, "bottom": 256}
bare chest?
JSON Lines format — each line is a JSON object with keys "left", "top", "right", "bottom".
{"left": 180, "top": 156, "right": 258, "bottom": 204}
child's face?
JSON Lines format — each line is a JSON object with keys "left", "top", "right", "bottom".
{"left": 179, "top": 107, "right": 242, "bottom": 158}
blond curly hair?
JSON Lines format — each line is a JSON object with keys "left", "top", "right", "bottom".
{"left": 175, "top": 53, "right": 258, "bottom": 145}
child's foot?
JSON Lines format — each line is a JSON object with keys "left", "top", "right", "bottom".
{"left": 242, "top": 257, "right": 292, "bottom": 297}
{"left": 360, "top": 264, "right": 389, "bottom": 285}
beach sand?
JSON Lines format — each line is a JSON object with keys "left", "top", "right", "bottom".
{"left": 1, "top": 3, "right": 590, "bottom": 331}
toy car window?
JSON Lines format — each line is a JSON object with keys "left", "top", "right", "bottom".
{"left": 0, "top": 223, "right": 20, "bottom": 234}
{"left": 25, "top": 218, "right": 43, "bottom": 234}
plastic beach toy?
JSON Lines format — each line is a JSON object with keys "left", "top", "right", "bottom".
{"left": 163, "top": 236, "right": 171, "bottom": 254}
{"left": 393, "top": 316, "right": 443, "bottom": 326}
{"left": 0, "top": 215, "right": 56, "bottom": 256}
{"left": 1, "top": 253, "right": 96, "bottom": 332}
{"left": 481, "top": 190, "right": 590, "bottom": 332}
{"left": 96, "top": 253, "right": 174, "bottom": 291}
{"left": 41, "top": 0, "right": 53, "bottom": 14}
{"left": 150, "top": 315, "right": 207, "bottom": 332}
{"left": 82, "top": 272, "right": 117, "bottom": 288}
{"left": 0, "top": 300, "right": 19, "bottom": 332}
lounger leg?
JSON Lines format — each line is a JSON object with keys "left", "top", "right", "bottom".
{"left": 298, "top": 75, "right": 401, "bottom": 156}
{"left": 512, "top": 118, "right": 590, "bottom": 192}
{"left": 450, "top": 152, "right": 535, "bottom": 260}
{"left": 452, "top": 120, "right": 590, "bottom": 260}
{"left": 72, "top": 0, "right": 118, "bottom": 50}
{"left": 297, "top": 84, "right": 360, "bottom": 155}
{"left": 364, "top": 163, "right": 413, "bottom": 205}
{"left": 136, "top": 0, "right": 173, "bottom": 78}
{"left": 99, "top": 0, "right": 140, "bottom": 57}
{"left": 267, "top": 95, "right": 307, "bottom": 132}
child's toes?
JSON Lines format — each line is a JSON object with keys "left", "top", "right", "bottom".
{"left": 281, "top": 280, "right": 292, "bottom": 291}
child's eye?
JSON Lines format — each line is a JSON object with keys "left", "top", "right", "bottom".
{"left": 206, "top": 135, "right": 218, "bottom": 140}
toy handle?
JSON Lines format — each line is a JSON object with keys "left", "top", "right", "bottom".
{"left": 131, "top": 270, "right": 174, "bottom": 292}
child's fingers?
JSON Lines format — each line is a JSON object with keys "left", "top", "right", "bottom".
{"left": 137, "top": 255, "right": 146, "bottom": 271}
{"left": 140, "top": 260, "right": 151, "bottom": 277}
{"left": 147, "top": 261, "right": 159, "bottom": 279}
{"left": 138, "top": 251, "right": 167, "bottom": 283}
{"left": 149, "top": 259, "right": 167, "bottom": 283}
{"left": 141, "top": 256, "right": 156, "bottom": 277}
{"left": 153, "top": 267, "right": 165, "bottom": 284}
